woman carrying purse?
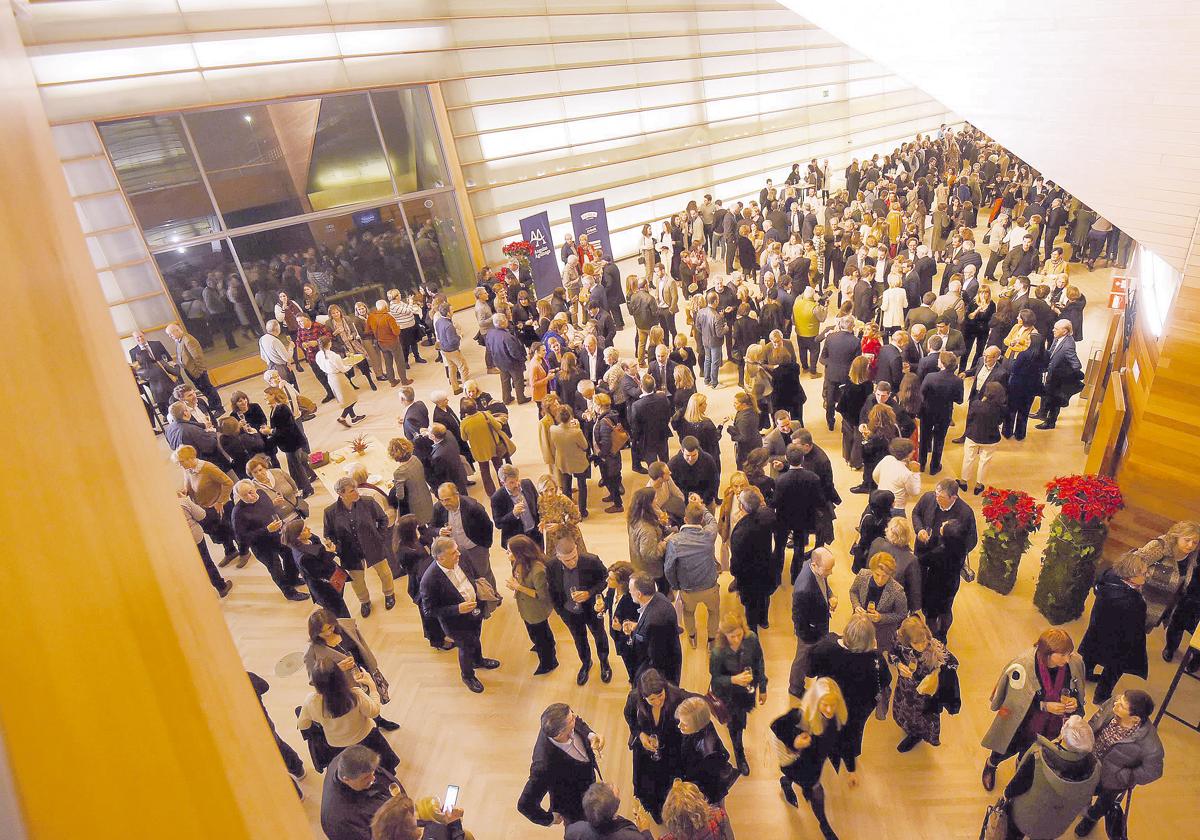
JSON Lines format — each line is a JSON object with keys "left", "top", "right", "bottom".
{"left": 284, "top": 520, "right": 349, "bottom": 618}
{"left": 707, "top": 612, "right": 767, "bottom": 777}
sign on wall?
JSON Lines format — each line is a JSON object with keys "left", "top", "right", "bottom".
{"left": 569, "top": 197, "right": 612, "bottom": 263}
{"left": 519, "top": 210, "right": 560, "bottom": 300}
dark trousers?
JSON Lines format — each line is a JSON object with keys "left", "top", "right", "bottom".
{"left": 773, "top": 526, "right": 809, "bottom": 585}
{"left": 253, "top": 541, "right": 301, "bottom": 594}
{"left": 984, "top": 250, "right": 1004, "bottom": 280}
{"left": 562, "top": 608, "right": 610, "bottom": 666}
{"left": 196, "top": 540, "right": 225, "bottom": 592}
{"left": 740, "top": 584, "right": 770, "bottom": 631}
{"left": 1043, "top": 226, "right": 1062, "bottom": 261}
{"left": 1086, "top": 660, "right": 1124, "bottom": 704}
{"left": 498, "top": 366, "right": 528, "bottom": 404}
{"left": 1003, "top": 393, "right": 1038, "bottom": 440}
{"left": 561, "top": 470, "right": 589, "bottom": 516}
{"left": 822, "top": 379, "right": 843, "bottom": 430}
{"left": 963, "top": 330, "right": 987, "bottom": 371}
{"left": 926, "top": 606, "right": 953, "bottom": 642}
{"left": 797, "top": 336, "right": 819, "bottom": 372}
{"left": 453, "top": 627, "right": 484, "bottom": 680}
{"left": 724, "top": 240, "right": 736, "bottom": 273}
{"left": 918, "top": 414, "right": 951, "bottom": 471}
{"left": 399, "top": 326, "right": 422, "bottom": 364}
{"left": 282, "top": 447, "right": 316, "bottom": 495}
{"left": 311, "top": 364, "right": 336, "bottom": 399}
{"left": 635, "top": 437, "right": 669, "bottom": 470}
{"left": 189, "top": 370, "right": 224, "bottom": 413}
{"left": 598, "top": 456, "right": 624, "bottom": 504}
{"left": 1082, "top": 787, "right": 1127, "bottom": 838}
{"left": 200, "top": 505, "right": 238, "bottom": 555}
{"left": 524, "top": 619, "right": 557, "bottom": 668}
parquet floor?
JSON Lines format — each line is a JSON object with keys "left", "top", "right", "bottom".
{"left": 208, "top": 239, "right": 1199, "bottom": 839}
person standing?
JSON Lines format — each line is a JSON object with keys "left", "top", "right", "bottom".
{"left": 550, "top": 406, "right": 593, "bottom": 518}
{"left": 624, "top": 668, "right": 696, "bottom": 823}
{"left": 917, "top": 351, "right": 964, "bottom": 474}
{"left": 728, "top": 489, "right": 777, "bottom": 632}
{"left": 230, "top": 480, "right": 307, "bottom": 601}
{"left": 694, "top": 292, "right": 727, "bottom": 387}
{"left": 664, "top": 500, "right": 721, "bottom": 650}
{"left": 959, "top": 380, "right": 1007, "bottom": 494}
{"left": 1078, "top": 552, "right": 1150, "bottom": 704}
{"left": 323, "top": 477, "right": 396, "bottom": 617}
{"left": 517, "top": 703, "right": 604, "bottom": 829}
{"left": 789, "top": 547, "right": 837, "bottom": 698}
{"left": 431, "top": 482, "right": 497, "bottom": 590}
{"left": 1001, "top": 716, "right": 1099, "bottom": 840}
{"left": 1037, "top": 319, "right": 1084, "bottom": 430}
{"left": 548, "top": 537, "right": 613, "bottom": 686}
{"left": 773, "top": 445, "right": 825, "bottom": 586}
{"left": 419, "top": 537, "right": 501, "bottom": 693}
{"left": 848, "top": 552, "right": 908, "bottom": 654}
{"left": 316, "top": 336, "right": 366, "bottom": 428}
{"left": 566, "top": 782, "right": 654, "bottom": 840}
{"left": 297, "top": 665, "right": 398, "bottom": 774}
{"left": 165, "top": 322, "right": 222, "bottom": 414}
{"left": 818, "top": 316, "right": 862, "bottom": 431}
{"left": 484, "top": 313, "right": 530, "bottom": 405}
{"left": 319, "top": 746, "right": 404, "bottom": 840}
{"left": 1074, "top": 690, "right": 1164, "bottom": 838}
{"left": 770, "top": 678, "right": 847, "bottom": 840}
{"left": 592, "top": 393, "right": 626, "bottom": 513}
{"left": 888, "top": 615, "right": 961, "bottom": 753}
{"left": 506, "top": 534, "right": 558, "bottom": 677}
{"left": 708, "top": 611, "right": 767, "bottom": 776}
{"left": 980, "top": 629, "right": 1086, "bottom": 792}
{"left": 491, "top": 463, "right": 542, "bottom": 548}
{"left": 622, "top": 573, "right": 683, "bottom": 683}
{"left": 179, "top": 494, "right": 232, "bottom": 597}
{"left": 629, "top": 375, "right": 673, "bottom": 472}
{"left": 433, "top": 302, "right": 468, "bottom": 395}
{"left": 809, "top": 616, "right": 891, "bottom": 786}
{"left": 367, "top": 300, "right": 408, "bottom": 386}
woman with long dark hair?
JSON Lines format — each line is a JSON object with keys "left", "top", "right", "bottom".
{"left": 708, "top": 611, "right": 767, "bottom": 776}
{"left": 624, "top": 668, "right": 695, "bottom": 823}
{"left": 297, "top": 661, "right": 398, "bottom": 772}
{"left": 604, "top": 560, "right": 642, "bottom": 683}
{"left": 505, "top": 534, "right": 557, "bottom": 676}
{"left": 283, "top": 520, "right": 349, "bottom": 618}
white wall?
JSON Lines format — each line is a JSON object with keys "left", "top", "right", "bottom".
{"left": 780, "top": 0, "right": 1200, "bottom": 273}
{"left": 19, "top": 0, "right": 956, "bottom": 265}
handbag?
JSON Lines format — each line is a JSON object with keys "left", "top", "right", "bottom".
{"left": 961, "top": 556, "right": 977, "bottom": 583}
{"left": 704, "top": 690, "right": 732, "bottom": 726}
{"left": 489, "top": 421, "right": 518, "bottom": 459}
{"left": 874, "top": 657, "right": 891, "bottom": 720}
{"left": 371, "top": 668, "right": 391, "bottom": 705}
{"left": 329, "top": 565, "right": 349, "bottom": 594}
{"left": 474, "top": 577, "right": 503, "bottom": 619}
{"left": 608, "top": 420, "right": 630, "bottom": 455}
{"left": 979, "top": 796, "right": 1009, "bottom": 840}
{"left": 297, "top": 394, "right": 318, "bottom": 415}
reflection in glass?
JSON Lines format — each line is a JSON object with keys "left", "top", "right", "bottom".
{"left": 371, "top": 88, "right": 448, "bottom": 193}
{"left": 402, "top": 192, "right": 474, "bottom": 295}
{"left": 230, "top": 204, "right": 425, "bottom": 319}
{"left": 185, "top": 93, "right": 393, "bottom": 227}
{"left": 97, "top": 115, "right": 219, "bottom": 248}
{"left": 153, "top": 240, "right": 260, "bottom": 367}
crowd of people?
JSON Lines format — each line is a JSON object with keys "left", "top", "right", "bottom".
{"left": 154, "top": 123, "right": 1194, "bottom": 840}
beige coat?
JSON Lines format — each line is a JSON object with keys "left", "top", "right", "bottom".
{"left": 549, "top": 421, "right": 591, "bottom": 475}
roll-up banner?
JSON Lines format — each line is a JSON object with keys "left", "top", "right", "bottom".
{"left": 570, "top": 197, "right": 613, "bottom": 261}
{"left": 519, "top": 211, "right": 560, "bottom": 300}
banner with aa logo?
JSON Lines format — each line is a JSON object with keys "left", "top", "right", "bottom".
{"left": 570, "top": 197, "right": 612, "bottom": 263}
{"left": 519, "top": 211, "right": 560, "bottom": 300}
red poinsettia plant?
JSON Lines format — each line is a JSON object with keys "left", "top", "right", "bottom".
{"left": 981, "top": 487, "right": 1045, "bottom": 533}
{"left": 1044, "top": 474, "right": 1124, "bottom": 524}
{"left": 502, "top": 240, "right": 534, "bottom": 259}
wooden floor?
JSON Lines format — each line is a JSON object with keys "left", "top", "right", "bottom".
{"left": 209, "top": 243, "right": 1200, "bottom": 839}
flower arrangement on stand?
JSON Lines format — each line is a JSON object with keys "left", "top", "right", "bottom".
{"left": 977, "top": 488, "right": 1045, "bottom": 595}
{"left": 1032, "top": 474, "right": 1124, "bottom": 624}
{"left": 502, "top": 240, "right": 533, "bottom": 271}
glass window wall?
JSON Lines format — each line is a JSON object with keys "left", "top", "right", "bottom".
{"left": 96, "top": 85, "right": 475, "bottom": 369}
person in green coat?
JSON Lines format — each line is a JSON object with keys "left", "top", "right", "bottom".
{"left": 708, "top": 611, "right": 767, "bottom": 776}
{"left": 505, "top": 535, "right": 557, "bottom": 676}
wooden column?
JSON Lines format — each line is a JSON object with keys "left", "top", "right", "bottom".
{"left": 0, "top": 3, "right": 311, "bottom": 837}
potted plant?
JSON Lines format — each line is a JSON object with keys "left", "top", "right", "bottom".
{"left": 349, "top": 434, "right": 370, "bottom": 456}
{"left": 977, "top": 487, "right": 1045, "bottom": 595}
{"left": 1033, "top": 474, "right": 1124, "bottom": 624}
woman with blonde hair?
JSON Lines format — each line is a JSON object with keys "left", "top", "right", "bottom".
{"left": 709, "top": 611, "right": 767, "bottom": 776}
{"left": 741, "top": 343, "right": 771, "bottom": 421}
{"left": 848, "top": 552, "right": 908, "bottom": 654}
{"left": 536, "top": 474, "right": 586, "bottom": 554}
{"left": 868, "top": 516, "right": 922, "bottom": 611}
{"left": 889, "top": 615, "right": 960, "bottom": 753}
{"left": 675, "top": 697, "right": 738, "bottom": 812}
{"left": 810, "top": 615, "right": 891, "bottom": 785}
{"left": 659, "top": 779, "right": 732, "bottom": 840}
{"left": 1141, "top": 521, "right": 1200, "bottom": 663}
{"left": 769, "top": 677, "right": 847, "bottom": 838}
{"left": 727, "top": 391, "right": 763, "bottom": 469}
{"left": 715, "top": 471, "right": 749, "bottom": 569}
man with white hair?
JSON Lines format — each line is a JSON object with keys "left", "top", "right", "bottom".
{"left": 1037, "top": 319, "right": 1082, "bottom": 430}
{"left": 258, "top": 319, "right": 297, "bottom": 387}
{"left": 232, "top": 479, "right": 307, "bottom": 602}
{"left": 933, "top": 279, "right": 966, "bottom": 327}
{"left": 789, "top": 546, "right": 837, "bottom": 698}
{"left": 483, "top": 312, "right": 529, "bottom": 405}
{"left": 817, "top": 315, "right": 861, "bottom": 431}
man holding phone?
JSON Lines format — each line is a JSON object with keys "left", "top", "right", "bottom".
{"left": 419, "top": 537, "right": 500, "bottom": 694}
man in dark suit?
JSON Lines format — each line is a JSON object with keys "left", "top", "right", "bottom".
{"left": 905, "top": 292, "right": 939, "bottom": 333}
{"left": 850, "top": 276, "right": 876, "bottom": 324}
{"left": 129, "top": 331, "right": 181, "bottom": 418}
{"left": 916, "top": 334, "right": 944, "bottom": 384}
{"left": 647, "top": 344, "right": 678, "bottom": 395}
{"left": 817, "top": 316, "right": 861, "bottom": 430}
{"left": 431, "top": 482, "right": 496, "bottom": 588}
{"left": 789, "top": 547, "right": 836, "bottom": 698}
{"left": 579, "top": 334, "right": 609, "bottom": 382}
{"left": 941, "top": 240, "right": 982, "bottom": 295}
{"left": 1043, "top": 198, "right": 1069, "bottom": 261}
{"left": 621, "top": 573, "right": 682, "bottom": 683}
{"left": 912, "top": 479, "right": 979, "bottom": 558}
{"left": 1037, "top": 320, "right": 1083, "bottom": 429}
{"left": 875, "top": 332, "right": 907, "bottom": 390}
{"left": 772, "top": 445, "right": 825, "bottom": 585}
{"left": 490, "top": 464, "right": 541, "bottom": 548}
{"left": 927, "top": 316, "right": 966, "bottom": 365}
{"left": 517, "top": 703, "right": 603, "bottom": 828}
{"left": 667, "top": 436, "right": 720, "bottom": 505}
{"left": 587, "top": 301, "right": 617, "bottom": 349}
{"left": 951, "top": 346, "right": 1009, "bottom": 444}
{"left": 547, "top": 538, "right": 612, "bottom": 685}
{"left": 419, "top": 536, "right": 501, "bottom": 693}
{"left": 1027, "top": 285, "right": 1058, "bottom": 350}
{"left": 431, "top": 392, "right": 473, "bottom": 469}
{"left": 628, "top": 375, "right": 672, "bottom": 471}
{"left": 399, "top": 386, "right": 429, "bottom": 440}
{"left": 599, "top": 254, "right": 626, "bottom": 329}
{"left": 918, "top": 351, "right": 965, "bottom": 474}
{"left": 428, "top": 424, "right": 469, "bottom": 495}
{"left": 913, "top": 246, "right": 937, "bottom": 300}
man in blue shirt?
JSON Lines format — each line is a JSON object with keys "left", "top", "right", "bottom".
{"left": 433, "top": 302, "right": 468, "bottom": 395}
{"left": 664, "top": 499, "right": 720, "bottom": 648}
{"left": 483, "top": 312, "right": 529, "bottom": 404}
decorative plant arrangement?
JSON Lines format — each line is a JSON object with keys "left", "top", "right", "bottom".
{"left": 349, "top": 434, "right": 370, "bottom": 456}
{"left": 976, "top": 488, "right": 1045, "bottom": 595}
{"left": 502, "top": 240, "right": 534, "bottom": 262}
{"left": 1032, "top": 474, "right": 1124, "bottom": 623}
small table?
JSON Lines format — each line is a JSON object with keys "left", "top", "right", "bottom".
{"left": 313, "top": 434, "right": 395, "bottom": 498}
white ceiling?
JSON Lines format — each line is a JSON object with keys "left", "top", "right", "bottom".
{"left": 778, "top": 0, "right": 1200, "bottom": 272}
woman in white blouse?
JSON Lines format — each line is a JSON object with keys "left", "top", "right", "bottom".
{"left": 639, "top": 223, "right": 656, "bottom": 282}
{"left": 880, "top": 274, "right": 908, "bottom": 337}
{"left": 315, "top": 335, "right": 364, "bottom": 428}
{"left": 297, "top": 661, "right": 398, "bottom": 772}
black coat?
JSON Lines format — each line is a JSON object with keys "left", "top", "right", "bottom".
{"left": 429, "top": 437, "right": 470, "bottom": 493}
{"left": 679, "top": 724, "right": 737, "bottom": 805}
{"left": 967, "top": 360, "right": 1010, "bottom": 402}
{"left": 818, "top": 330, "right": 861, "bottom": 383}
{"left": 431, "top": 497, "right": 495, "bottom": 549}
{"left": 517, "top": 718, "right": 600, "bottom": 826}
{"left": 792, "top": 562, "right": 832, "bottom": 643}
{"left": 727, "top": 407, "right": 762, "bottom": 466}
{"left": 546, "top": 553, "right": 608, "bottom": 616}
{"left": 627, "top": 593, "right": 683, "bottom": 683}
{"left": 648, "top": 358, "right": 678, "bottom": 393}
{"left": 729, "top": 505, "right": 777, "bottom": 596}
{"left": 919, "top": 368, "right": 965, "bottom": 422}
{"left": 875, "top": 344, "right": 905, "bottom": 390}
{"left": 628, "top": 391, "right": 673, "bottom": 451}
{"left": 268, "top": 403, "right": 307, "bottom": 453}
{"left": 320, "top": 750, "right": 404, "bottom": 840}
{"left": 291, "top": 538, "right": 349, "bottom": 617}
{"left": 912, "top": 493, "right": 979, "bottom": 554}
{"left": 323, "top": 497, "right": 391, "bottom": 571}
{"left": 770, "top": 708, "right": 842, "bottom": 788}
{"left": 1079, "top": 570, "right": 1149, "bottom": 678}
{"left": 964, "top": 397, "right": 1006, "bottom": 445}
{"left": 490, "top": 479, "right": 540, "bottom": 547}
{"left": 403, "top": 401, "right": 431, "bottom": 440}
{"left": 802, "top": 444, "right": 841, "bottom": 507}
{"left": 418, "top": 560, "right": 483, "bottom": 640}
{"left": 668, "top": 450, "right": 720, "bottom": 505}
{"left": 774, "top": 465, "right": 823, "bottom": 534}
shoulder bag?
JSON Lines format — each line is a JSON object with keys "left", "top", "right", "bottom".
{"left": 979, "top": 796, "right": 1009, "bottom": 840}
